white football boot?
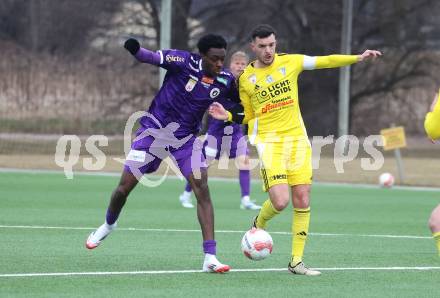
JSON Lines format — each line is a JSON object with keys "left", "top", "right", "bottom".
{"left": 202, "top": 254, "right": 231, "bottom": 273}
{"left": 179, "top": 191, "right": 194, "bottom": 208}
{"left": 240, "top": 196, "right": 262, "bottom": 210}
{"left": 288, "top": 261, "right": 321, "bottom": 276}
{"left": 85, "top": 222, "right": 117, "bottom": 249}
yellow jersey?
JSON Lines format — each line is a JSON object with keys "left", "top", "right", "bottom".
{"left": 424, "top": 90, "right": 440, "bottom": 140}
{"left": 237, "top": 53, "right": 358, "bottom": 144}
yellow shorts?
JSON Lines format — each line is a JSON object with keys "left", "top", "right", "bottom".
{"left": 256, "top": 139, "right": 312, "bottom": 192}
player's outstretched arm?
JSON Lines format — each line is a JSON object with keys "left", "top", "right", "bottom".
{"left": 309, "top": 49, "right": 382, "bottom": 70}
{"left": 124, "top": 38, "right": 160, "bottom": 66}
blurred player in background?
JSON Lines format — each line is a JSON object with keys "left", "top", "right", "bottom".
{"left": 209, "top": 24, "right": 382, "bottom": 275}
{"left": 424, "top": 89, "right": 440, "bottom": 256}
{"left": 86, "top": 34, "right": 243, "bottom": 273}
{"left": 178, "top": 51, "right": 261, "bottom": 211}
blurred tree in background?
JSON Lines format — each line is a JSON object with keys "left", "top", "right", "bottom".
{"left": 0, "top": 0, "right": 122, "bottom": 54}
{"left": 0, "top": 0, "right": 439, "bottom": 135}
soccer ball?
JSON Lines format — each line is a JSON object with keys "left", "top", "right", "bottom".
{"left": 379, "top": 172, "right": 394, "bottom": 188}
{"left": 241, "top": 228, "right": 273, "bottom": 261}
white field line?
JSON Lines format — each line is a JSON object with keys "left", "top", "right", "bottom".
{"left": 0, "top": 225, "right": 432, "bottom": 239}
{"left": 1, "top": 167, "right": 440, "bottom": 192}
{"left": 1, "top": 266, "right": 440, "bottom": 278}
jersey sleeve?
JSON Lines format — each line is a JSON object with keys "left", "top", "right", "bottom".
{"left": 157, "top": 49, "right": 189, "bottom": 72}
{"left": 134, "top": 48, "right": 161, "bottom": 65}
{"left": 301, "top": 54, "right": 358, "bottom": 70}
{"left": 424, "top": 92, "right": 440, "bottom": 140}
{"left": 233, "top": 75, "right": 254, "bottom": 124}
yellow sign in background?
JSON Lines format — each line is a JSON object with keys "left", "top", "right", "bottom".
{"left": 380, "top": 126, "right": 407, "bottom": 151}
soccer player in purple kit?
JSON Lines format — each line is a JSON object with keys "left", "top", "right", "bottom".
{"left": 179, "top": 51, "right": 261, "bottom": 211}
{"left": 85, "top": 34, "right": 240, "bottom": 273}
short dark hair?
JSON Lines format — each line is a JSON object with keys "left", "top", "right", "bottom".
{"left": 251, "top": 24, "right": 276, "bottom": 40}
{"left": 197, "top": 34, "right": 227, "bottom": 54}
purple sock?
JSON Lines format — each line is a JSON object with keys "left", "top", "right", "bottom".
{"left": 185, "top": 182, "right": 192, "bottom": 192}
{"left": 106, "top": 209, "right": 119, "bottom": 225}
{"left": 203, "top": 240, "right": 216, "bottom": 255}
{"left": 239, "top": 170, "right": 250, "bottom": 197}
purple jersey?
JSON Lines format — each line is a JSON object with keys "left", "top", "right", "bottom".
{"left": 206, "top": 116, "right": 243, "bottom": 136}
{"left": 206, "top": 88, "right": 243, "bottom": 137}
{"left": 140, "top": 49, "right": 239, "bottom": 138}
{"left": 204, "top": 99, "right": 249, "bottom": 161}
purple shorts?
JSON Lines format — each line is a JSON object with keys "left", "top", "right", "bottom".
{"left": 124, "top": 127, "right": 207, "bottom": 179}
{"left": 203, "top": 128, "right": 250, "bottom": 160}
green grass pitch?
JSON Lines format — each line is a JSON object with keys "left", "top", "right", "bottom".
{"left": 0, "top": 171, "right": 439, "bottom": 297}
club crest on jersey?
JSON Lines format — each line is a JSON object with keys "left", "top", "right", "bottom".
{"left": 248, "top": 74, "right": 257, "bottom": 84}
{"left": 266, "top": 75, "right": 274, "bottom": 83}
{"left": 185, "top": 77, "right": 197, "bottom": 92}
{"left": 278, "top": 67, "right": 286, "bottom": 77}
{"left": 210, "top": 87, "right": 220, "bottom": 98}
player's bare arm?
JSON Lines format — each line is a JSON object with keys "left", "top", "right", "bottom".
{"left": 208, "top": 102, "right": 228, "bottom": 120}
{"left": 209, "top": 101, "right": 246, "bottom": 124}
{"left": 357, "top": 49, "right": 382, "bottom": 62}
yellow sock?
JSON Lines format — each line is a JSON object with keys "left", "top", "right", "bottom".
{"left": 291, "top": 207, "right": 311, "bottom": 264}
{"left": 434, "top": 232, "right": 440, "bottom": 256}
{"left": 256, "top": 199, "right": 280, "bottom": 229}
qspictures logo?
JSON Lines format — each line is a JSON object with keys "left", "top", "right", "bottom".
{"left": 54, "top": 111, "right": 386, "bottom": 187}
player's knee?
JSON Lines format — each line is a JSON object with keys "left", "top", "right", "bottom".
{"left": 192, "top": 179, "right": 211, "bottom": 204}
{"left": 272, "top": 198, "right": 289, "bottom": 211}
{"left": 115, "top": 172, "right": 138, "bottom": 198}
{"left": 293, "top": 189, "right": 310, "bottom": 207}
{"left": 428, "top": 216, "right": 435, "bottom": 231}
{"left": 428, "top": 206, "right": 440, "bottom": 231}
{"left": 296, "top": 191, "right": 309, "bottom": 202}
{"left": 428, "top": 214, "right": 440, "bottom": 231}
{"left": 114, "top": 186, "right": 129, "bottom": 199}
{"left": 191, "top": 178, "right": 208, "bottom": 192}
{"left": 115, "top": 180, "right": 136, "bottom": 198}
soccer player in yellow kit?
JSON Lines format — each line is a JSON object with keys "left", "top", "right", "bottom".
{"left": 209, "top": 24, "right": 382, "bottom": 275}
{"left": 425, "top": 90, "right": 440, "bottom": 256}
